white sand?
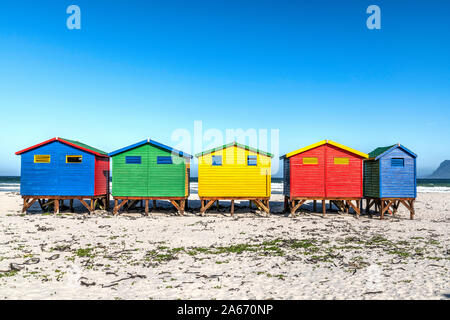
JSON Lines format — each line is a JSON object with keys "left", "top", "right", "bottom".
{"left": 0, "top": 183, "right": 449, "bottom": 300}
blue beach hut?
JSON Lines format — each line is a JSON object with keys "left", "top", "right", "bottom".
{"left": 364, "top": 143, "right": 417, "bottom": 219}
{"left": 15, "top": 137, "right": 110, "bottom": 213}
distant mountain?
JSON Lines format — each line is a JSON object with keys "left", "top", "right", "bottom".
{"left": 428, "top": 160, "right": 450, "bottom": 179}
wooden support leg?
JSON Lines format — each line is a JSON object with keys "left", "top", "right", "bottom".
{"left": 291, "top": 200, "right": 306, "bottom": 217}
{"left": 70, "top": 199, "right": 74, "bottom": 213}
{"left": 145, "top": 200, "right": 149, "bottom": 216}
{"left": 200, "top": 200, "right": 205, "bottom": 214}
{"left": 313, "top": 200, "right": 317, "bottom": 212}
{"left": 54, "top": 199, "right": 60, "bottom": 215}
{"left": 266, "top": 200, "right": 270, "bottom": 216}
{"left": 231, "top": 200, "right": 234, "bottom": 217}
{"left": 201, "top": 200, "right": 216, "bottom": 215}
{"left": 22, "top": 198, "right": 28, "bottom": 213}
{"left": 185, "top": 199, "right": 189, "bottom": 211}
{"left": 180, "top": 200, "right": 185, "bottom": 216}
{"left": 216, "top": 200, "right": 219, "bottom": 211}
{"left": 249, "top": 200, "right": 252, "bottom": 209}
{"left": 153, "top": 200, "right": 157, "bottom": 209}
{"left": 254, "top": 199, "right": 270, "bottom": 214}
{"left": 322, "top": 200, "right": 326, "bottom": 217}
{"left": 410, "top": 200, "right": 415, "bottom": 220}
{"left": 114, "top": 199, "right": 118, "bottom": 215}
{"left": 284, "top": 196, "right": 288, "bottom": 213}
{"left": 106, "top": 194, "right": 110, "bottom": 210}
{"left": 380, "top": 201, "right": 384, "bottom": 220}
{"left": 356, "top": 200, "right": 361, "bottom": 218}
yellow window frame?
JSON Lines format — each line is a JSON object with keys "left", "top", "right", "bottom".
{"left": 303, "top": 157, "right": 318, "bottom": 165}
{"left": 66, "top": 155, "right": 83, "bottom": 163}
{"left": 334, "top": 157, "right": 349, "bottom": 165}
{"left": 34, "top": 155, "right": 51, "bottom": 163}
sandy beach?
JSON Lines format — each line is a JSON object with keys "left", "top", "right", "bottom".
{"left": 0, "top": 183, "right": 449, "bottom": 300}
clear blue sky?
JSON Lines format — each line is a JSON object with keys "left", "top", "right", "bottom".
{"left": 0, "top": 0, "right": 449, "bottom": 177}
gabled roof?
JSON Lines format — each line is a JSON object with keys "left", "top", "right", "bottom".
{"left": 195, "top": 142, "right": 273, "bottom": 158}
{"left": 108, "top": 139, "right": 192, "bottom": 159}
{"left": 15, "top": 137, "right": 108, "bottom": 157}
{"left": 280, "top": 140, "right": 368, "bottom": 159}
{"left": 369, "top": 143, "right": 417, "bottom": 160}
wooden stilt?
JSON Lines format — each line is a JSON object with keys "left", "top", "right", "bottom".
{"left": 410, "top": 200, "right": 415, "bottom": 220}
{"left": 106, "top": 194, "right": 110, "bottom": 210}
{"left": 313, "top": 200, "right": 317, "bottom": 212}
{"left": 70, "top": 199, "right": 74, "bottom": 213}
{"left": 54, "top": 199, "right": 60, "bottom": 214}
{"left": 322, "top": 200, "right": 326, "bottom": 217}
{"left": 291, "top": 200, "right": 306, "bottom": 217}
{"left": 145, "top": 200, "right": 149, "bottom": 216}
{"left": 153, "top": 200, "right": 157, "bottom": 209}
{"left": 231, "top": 200, "right": 234, "bottom": 216}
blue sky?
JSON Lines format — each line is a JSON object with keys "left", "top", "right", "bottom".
{"left": 0, "top": 0, "right": 449, "bottom": 177}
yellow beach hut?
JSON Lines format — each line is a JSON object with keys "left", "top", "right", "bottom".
{"left": 195, "top": 142, "right": 273, "bottom": 215}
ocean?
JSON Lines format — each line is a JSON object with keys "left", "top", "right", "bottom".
{"left": 1, "top": 176, "right": 449, "bottom": 193}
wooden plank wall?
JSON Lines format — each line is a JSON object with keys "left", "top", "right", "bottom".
{"left": 111, "top": 144, "right": 186, "bottom": 197}
{"left": 380, "top": 148, "right": 416, "bottom": 198}
{"left": 283, "top": 158, "right": 290, "bottom": 197}
{"left": 20, "top": 141, "right": 95, "bottom": 196}
{"left": 197, "top": 145, "right": 271, "bottom": 197}
{"left": 363, "top": 160, "right": 380, "bottom": 198}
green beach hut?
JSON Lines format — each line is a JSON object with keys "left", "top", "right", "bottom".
{"left": 108, "top": 139, "right": 192, "bottom": 215}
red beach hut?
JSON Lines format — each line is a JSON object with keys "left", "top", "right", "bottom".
{"left": 281, "top": 140, "right": 368, "bottom": 217}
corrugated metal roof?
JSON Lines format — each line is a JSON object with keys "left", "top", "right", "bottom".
{"left": 195, "top": 142, "right": 273, "bottom": 158}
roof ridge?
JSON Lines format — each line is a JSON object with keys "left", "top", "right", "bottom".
{"left": 195, "top": 142, "right": 273, "bottom": 158}
{"left": 281, "top": 140, "right": 368, "bottom": 159}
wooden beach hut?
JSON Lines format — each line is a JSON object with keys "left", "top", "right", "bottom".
{"left": 281, "top": 140, "right": 368, "bottom": 217}
{"left": 108, "top": 139, "right": 192, "bottom": 215}
{"left": 364, "top": 144, "right": 417, "bottom": 219}
{"left": 15, "top": 137, "right": 110, "bottom": 214}
{"left": 196, "top": 142, "right": 273, "bottom": 215}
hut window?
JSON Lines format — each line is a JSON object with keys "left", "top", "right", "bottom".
{"left": 66, "top": 155, "right": 82, "bottom": 163}
{"left": 157, "top": 156, "right": 173, "bottom": 164}
{"left": 247, "top": 155, "right": 257, "bottom": 166}
{"left": 303, "top": 157, "right": 318, "bottom": 165}
{"left": 126, "top": 156, "right": 141, "bottom": 164}
{"left": 391, "top": 158, "right": 405, "bottom": 167}
{"left": 212, "top": 155, "right": 222, "bottom": 166}
{"left": 334, "top": 157, "right": 349, "bottom": 165}
{"left": 34, "top": 155, "right": 50, "bottom": 163}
